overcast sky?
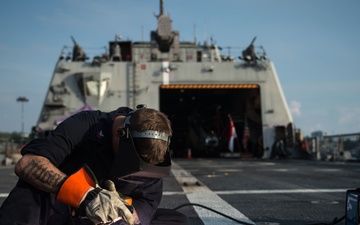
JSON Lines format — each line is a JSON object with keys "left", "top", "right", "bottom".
{"left": 0, "top": 0, "right": 359, "bottom": 136}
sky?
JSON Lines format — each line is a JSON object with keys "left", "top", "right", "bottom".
{"left": 0, "top": 0, "right": 359, "bottom": 137}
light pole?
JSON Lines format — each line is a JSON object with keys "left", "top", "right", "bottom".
{"left": 17, "top": 96, "right": 29, "bottom": 139}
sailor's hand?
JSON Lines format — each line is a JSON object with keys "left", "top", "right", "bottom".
{"left": 84, "top": 187, "right": 135, "bottom": 225}
{"left": 103, "top": 180, "right": 140, "bottom": 225}
{"left": 56, "top": 166, "right": 134, "bottom": 225}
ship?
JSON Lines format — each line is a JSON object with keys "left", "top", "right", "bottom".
{"left": 32, "top": 0, "right": 301, "bottom": 159}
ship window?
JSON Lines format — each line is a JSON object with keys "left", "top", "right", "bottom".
{"left": 86, "top": 80, "right": 98, "bottom": 96}
{"left": 197, "top": 51, "right": 202, "bottom": 62}
{"left": 85, "top": 79, "right": 109, "bottom": 97}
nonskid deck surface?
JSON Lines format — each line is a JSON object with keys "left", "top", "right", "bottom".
{"left": 2, "top": 159, "right": 359, "bottom": 225}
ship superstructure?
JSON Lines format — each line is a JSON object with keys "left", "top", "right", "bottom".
{"left": 34, "top": 0, "right": 297, "bottom": 158}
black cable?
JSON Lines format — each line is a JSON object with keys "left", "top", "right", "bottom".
{"left": 174, "top": 203, "right": 346, "bottom": 225}
{"left": 173, "top": 203, "right": 255, "bottom": 225}
{"left": 307, "top": 215, "right": 345, "bottom": 225}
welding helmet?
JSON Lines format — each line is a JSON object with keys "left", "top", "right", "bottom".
{"left": 110, "top": 105, "right": 172, "bottom": 180}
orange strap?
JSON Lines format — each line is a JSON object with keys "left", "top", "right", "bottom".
{"left": 56, "top": 167, "right": 96, "bottom": 208}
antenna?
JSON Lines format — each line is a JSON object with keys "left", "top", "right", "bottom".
{"left": 142, "top": 25, "right": 144, "bottom": 41}
{"left": 194, "top": 23, "right": 197, "bottom": 44}
{"left": 204, "top": 19, "right": 207, "bottom": 45}
{"left": 160, "top": 0, "right": 164, "bottom": 16}
{"left": 155, "top": 0, "right": 164, "bottom": 18}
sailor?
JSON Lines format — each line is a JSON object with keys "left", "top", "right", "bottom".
{"left": 0, "top": 105, "right": 189, "bottom": 225}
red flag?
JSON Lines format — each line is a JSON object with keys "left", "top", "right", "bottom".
{"left": 228, "top": 115, "right": 237, "bottom": 152}
{"left": 242, "top": 119, "right": 250, "bottom": 151}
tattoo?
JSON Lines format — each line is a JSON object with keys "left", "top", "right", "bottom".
{"left": 22, "top": 159, "right": 64, "bottom": 189}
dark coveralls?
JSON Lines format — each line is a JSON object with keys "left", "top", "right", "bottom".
{"left": 0, "top": 107, "right": 188, "bottom": 225}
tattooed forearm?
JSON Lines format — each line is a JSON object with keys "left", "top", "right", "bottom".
{"left": 21, "top": 159, "right": 65, "bottom": 190}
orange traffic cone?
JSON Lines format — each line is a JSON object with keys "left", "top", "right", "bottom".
{"left": 187, "top": 148, "right": 192, "bottom": 159}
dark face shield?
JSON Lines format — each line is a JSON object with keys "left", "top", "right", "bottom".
{"left": 110, "top": 126, "right": 172, "bottom": 180}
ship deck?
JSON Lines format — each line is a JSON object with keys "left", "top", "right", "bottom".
{"left": 1, "top": 158, "right": 359, "bottom": 225}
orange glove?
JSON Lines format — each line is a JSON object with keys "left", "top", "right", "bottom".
{"left": 56, "top": 165, "right": 135, "bottom": 225}
{"left": 56, "top": 165, "right": 95, "bottom": 208}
